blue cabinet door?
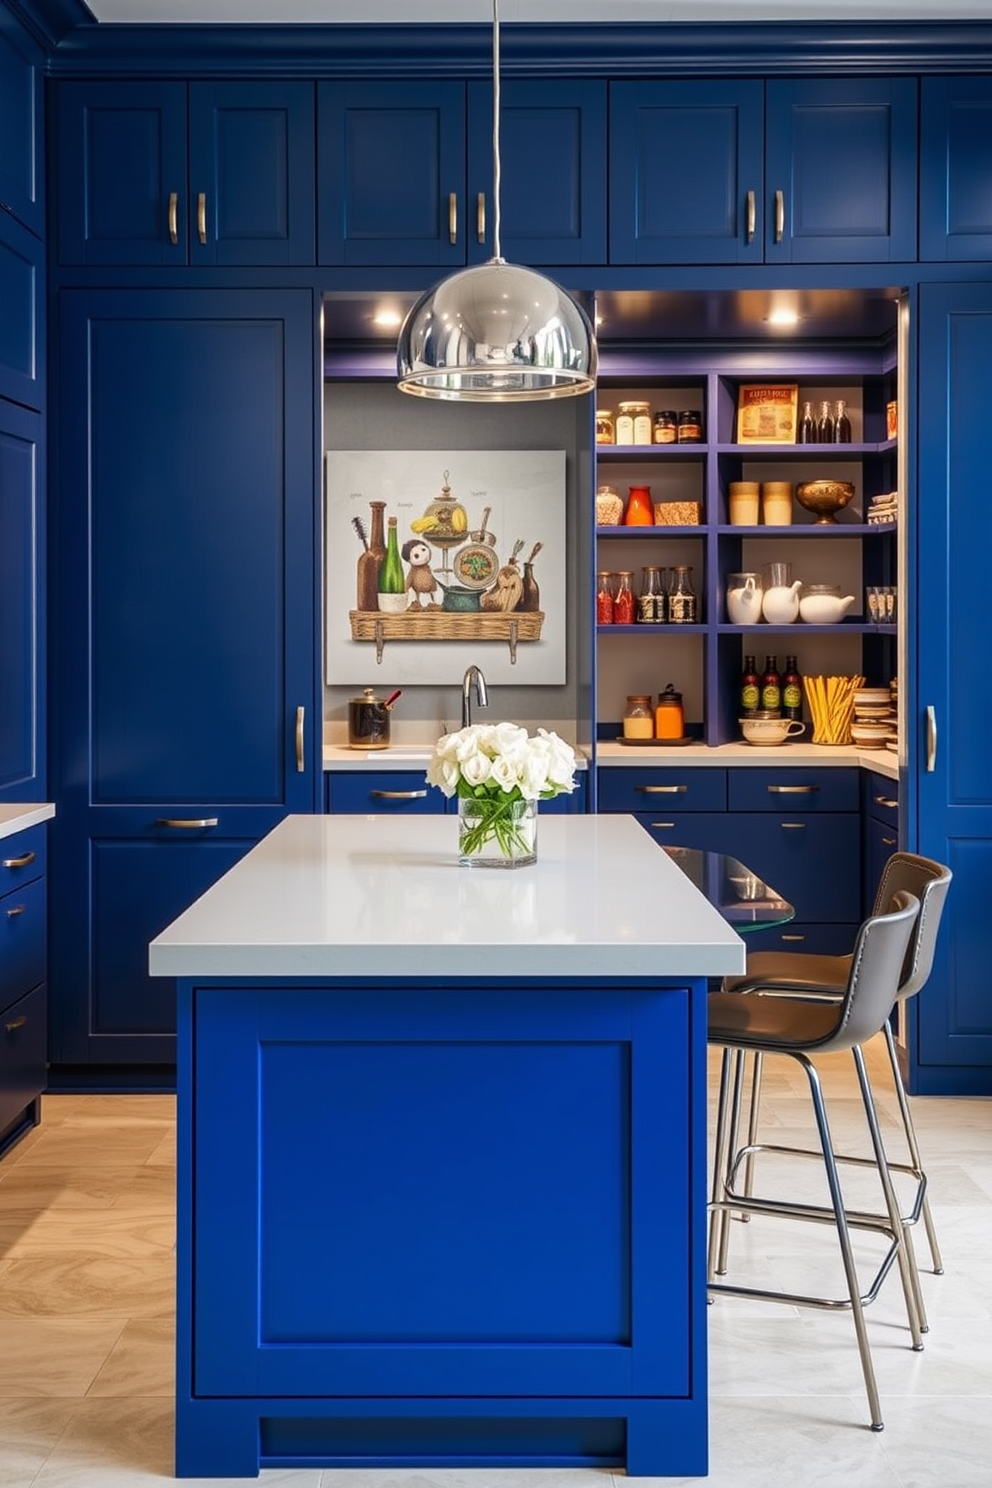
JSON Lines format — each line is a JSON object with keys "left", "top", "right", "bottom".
{"left": 0, "top": 211, "right": 43, "bottom": 412}
{"left": 57, "top": 80, "right": 315, "bottom": 267}
{"left": 914, "top": 283, "right": 992, "bottom": 1091}
{"left": 56, "top": 81, "right": 188, "bottom": 266}
{"left": 188, "top": 81, "right": 315, "bottom": 266}
{"left": 317, "top": 81, "right": 467, "bottom": 267}
{"left": 609, "top": 80, "right": 764, "bottom": 265}
{"left": 764, "top": 78, "right": 918, "bottom": 264}
{"left": 0, "top": 13, "right": 44, "bottom": 237}
{"left": 49, "top": 289, "right": 319, "bottom": 1068}
{"left": 920, "top": 78, "right": 992, "bottom": 263}
{"left": 0, "top": 400, "right": 42, "bottom": 799}
{"left": 468, "top": 80, "right": 607, "bottom": 266}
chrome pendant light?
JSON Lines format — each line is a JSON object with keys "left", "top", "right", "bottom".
{"left": 397, "top": 0, "right": 597, "bottom": 401}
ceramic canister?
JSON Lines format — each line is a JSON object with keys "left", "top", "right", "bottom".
{"left": 729, "top": 481, "right": 760, "bottom": 525}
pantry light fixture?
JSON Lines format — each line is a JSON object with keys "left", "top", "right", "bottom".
{"left": 396, "top": 0, "right": 597, "bottom": 401}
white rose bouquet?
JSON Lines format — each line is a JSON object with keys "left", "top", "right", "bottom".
{"left": 426, "top": 722, "right": 577, "bottom": 863}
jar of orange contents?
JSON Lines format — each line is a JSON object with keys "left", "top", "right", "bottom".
{"left": 654, "top": 684, "right": 685, "bottom": 740}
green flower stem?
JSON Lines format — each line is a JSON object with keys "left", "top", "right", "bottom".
{"left": 458, "top": 789, "right": 533, "bottom": 858}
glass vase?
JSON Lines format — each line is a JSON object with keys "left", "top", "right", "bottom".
{"left": 457, "top": 796, "right": 538, "bottom": 869}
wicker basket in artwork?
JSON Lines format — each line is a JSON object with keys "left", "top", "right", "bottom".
{"left": 349, "top": 609, "right": 544, "bottom": 663}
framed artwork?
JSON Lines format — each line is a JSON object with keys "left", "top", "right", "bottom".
{"left": 325, "top": 449, "right": 567, "bottom": 685}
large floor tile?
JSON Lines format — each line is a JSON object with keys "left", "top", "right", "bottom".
{"left": 0, "top": 1398, "right": 79, "bottom": 1488}
{"left": 86, "top": 1319, "right": 175, "bottom": 1398}
{"left": 0, "top": 1318, "right": 125, "bottom": 1396}
{"left": 0, "top": 1253, "right": 174, "bottom": 1319}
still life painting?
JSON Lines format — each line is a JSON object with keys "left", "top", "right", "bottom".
{"left": 325, "top": 449, "right": 567, "bottom": 684}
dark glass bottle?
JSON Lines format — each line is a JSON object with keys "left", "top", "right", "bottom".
{"left": 518, "top": 560, "right": 540, "bottom": 612}
{"left": 761, "top": 654, "right": 781, "bottom": 715}
{"left": 740, "top": 654, "right": 760, "bottom": 717}
{"left": 782, "top": 654, "right": 803, "bottom": 721}
{"left": 798, "top": 400, "right": 815, "bottom": 444}
{"left": 357, "top": 499, "right": 386, "bottom": 611}
{"left": 816, "top": 399, "right": 835, "bottom": 443}
{"left": 833, "top": 398, "right": 852, "bottom": 443}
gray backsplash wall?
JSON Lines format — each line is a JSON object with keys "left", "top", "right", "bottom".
{"left": 322, "top": 379, "right": 593, "bottom": 747}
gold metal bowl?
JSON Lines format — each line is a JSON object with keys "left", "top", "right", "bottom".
{"left": 795, "top": 478, "right": 856, "bottom": 524}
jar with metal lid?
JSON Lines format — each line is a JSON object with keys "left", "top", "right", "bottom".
{"left": 653, "top": 410, "right": 678, "bottom": 444}
{"left": 623, "top": 694, "right": 654, "bottom": 741}
{"left": 632, "top": 401, "right": 653, "bottom": 444}
{"left": 616, "top": 401, "right": 650, "bottom": 445}
{"left": 677, "top": 410, "right": 703, "bottom": 443}
{"left": 596, "top": 572, "right": 615, "bottom": 625}
{"left": 595, "top": 409, "right": 615, "bottom": 445}
{"left": 638, "top": 565, "right": 666, "bottom": 623}
{"left": 668, "top": 565, "right": 698, "bottom": 623}
{"left": 654, "top": 684, "right": 685, "bottom": 740}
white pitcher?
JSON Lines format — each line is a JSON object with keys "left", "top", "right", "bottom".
{"left": 761, "top": 579, "right": 803, "bottom": 624}
{"left": 726, "top": 572, "right": 763, "bottom": 624}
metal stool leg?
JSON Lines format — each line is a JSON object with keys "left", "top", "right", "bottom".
{"left": 883, "top": 1020, "right": 944, "bottom": 1274}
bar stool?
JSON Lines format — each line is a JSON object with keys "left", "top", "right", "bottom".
{"left": 723, "top": 853, "right": 952, "bottom": 1330}
{"left": 707, "top": 889, "right": 920, "bottom": 1433}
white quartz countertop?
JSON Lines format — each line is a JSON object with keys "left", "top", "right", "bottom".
{"left": 323, "top": 742, "right": 897, "bottom": 780}
{"left": 149, "top": 813, "right": 745, "bottom": 981}
{"left": 0, "top": 803, "right": 55, "bottom": 840}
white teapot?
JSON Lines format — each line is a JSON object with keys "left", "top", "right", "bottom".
{"left": 761, "top": 562, "right": 802, "bottom": 624}
{"left": 798, "top": 584, "right": 857, "bottom": 624}
{"left": 726, "top": 572, "right": 764, "bottom": 625}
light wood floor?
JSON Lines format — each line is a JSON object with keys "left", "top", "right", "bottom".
{"left": 0, "top": 1037, "right": 990, "bottom": 1486}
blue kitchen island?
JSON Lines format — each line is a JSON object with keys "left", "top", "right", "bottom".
{"left": 149, "top": 813, "right": 744, "bottom": 1479}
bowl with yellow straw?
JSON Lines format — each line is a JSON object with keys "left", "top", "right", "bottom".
{"left": 804, "top": 675, "right": 865, "bottom": 745}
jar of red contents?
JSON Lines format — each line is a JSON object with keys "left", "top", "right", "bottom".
{"left": 623, "top": 484, "right": 655, "bottom": 526}
{"left": 613, "top": 571, "right": 636, "bottom": 625}
{"left": 596, "top": 571, "right": 615, "bottom": 625}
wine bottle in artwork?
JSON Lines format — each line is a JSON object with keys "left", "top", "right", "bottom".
{"left": 357, "top": 500, "right": 386, "bottom": 611}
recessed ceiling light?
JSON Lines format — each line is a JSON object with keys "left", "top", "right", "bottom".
{"left": 766, "top": 307, "right": 801, "bottom": 327}
{"left": 372, "top": 308, "right": 404, "bottom": 329}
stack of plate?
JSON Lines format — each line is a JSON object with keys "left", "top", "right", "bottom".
{"left": 850, "top": 684, "right": 897, "bottom": 749}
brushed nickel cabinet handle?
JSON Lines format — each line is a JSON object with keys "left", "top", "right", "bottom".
{"left": 197, "top": 191, "right": 207, "bottom": 244}
{"left": 882, "top": 836, "right": 897, "bottom": 846}
{"left": 370, "top": 789, "right": 428, "bottom": 801}
{"left": 649, "top": 821, "right": 676, "bottom": 829}
{"left": 636, "top": 784, "right": 687, "bottom": 794}
{"left": 745, "top": 188, "right": 755, "bottom": 243}
{"left": 780, "top": 933, "right": 806, "bottom": 942}
{"left": 926, "top": 705, "right": 937, "bottom": 772}
{"left": 874, "top": 796, "right": 898, "bottom": 809}
{"left": 780, "top": 822, "right": 807, "bottom": 830}
{"left": 774, "top": 188, "right": 785, "bottom": 242}
{"left": 156, "top": 818, "right": 219, "bottom": 829}
{"left": 2, "top": 850, "right": 36, "bottom": 869}
{"left": 5, "top": 1015, "right": 28, "bottom": 1032}
{"left": 477, "top": 191, "right": 486, "bottom": 243}
{"left": 296, "top": 705, "right": 305, "bottom": 774}
{"left": 448, "top": 191, "right": 458, "bottom": 245}
{"left": 5, "top": 903, "right": 26, "bottom": 917}
{"left": 168, "top": 191, "right": 178, "bottom": 244}
{"left": 767, "top": 784, "right": 819, "bottom": 794}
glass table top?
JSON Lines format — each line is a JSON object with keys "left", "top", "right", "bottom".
{"left": 662, "top": 845, "right": 795, "bottom": 934}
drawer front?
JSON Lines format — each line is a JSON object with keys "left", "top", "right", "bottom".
{"left": 722, "top": 813, "right": 862, "bottom": 923}
{"left": 1, "top": 825, "right": 46, "bottom": 888}
{"left": 739, "top": 921, "right": 859, "bottom": 956}
{"left": 728, "top": 767, "right": 859, "bottom": 813}
{"left": 326, "top": 770, "right": 447, "bottom": 815}
{"left": 863, "top": 776, "right": 899, "bottom": 830}
{"left": 0, "top": 875, "right": 46, "bottom": 1011}
{"left": 0, "top": 982, "right": 47, "bottom": 1132}
{"left": 598, "top": 768, "right": 727, "bottom": 814}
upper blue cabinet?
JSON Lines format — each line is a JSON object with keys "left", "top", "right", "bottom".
{"left": 317, "top": 79, "right": 607, "bottom": 267}
{"left": 920, "top": 77, "right": 992, "bottom": 262}
{"left": 56, "top": 80, "right": 315, "bottom": 267}
{"left": 0, "top": 14, "right": 44, "bottom": 239}
{"left": 610, "top": 77, "right": 917, "bottom": 265}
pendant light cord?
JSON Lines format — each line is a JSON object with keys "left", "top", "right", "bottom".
{"left": 491, "top": 0, "right": 503, "bottom": 263}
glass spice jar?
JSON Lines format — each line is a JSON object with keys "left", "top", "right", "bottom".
{"left": 638, "top": 565, "right": 666, "bottom": 623}
{"left": 595, "top": 409, "right": 615, "bottom": 445}
{"left": 668, "top": 565, "right": 698, "bottom": 623}
{"left": 596, "top": 572, "right": 615, "bottom": 625}
{"left": 613, "top": 571, "right": 636, "bottom": 625}
{"left": 677, "top": 410, "right": 703, "bottom": 443}
{"left": 653, "top": 409, "right": 678, "bottom": 444}
{"left": 631, "top": 401, "right": 653, "bottom": 445}
{"left": 623, "top": 694, "right": 655, "bottom": 741}
{"left": 615, "top": 402, "right": 638, "bottom": 444}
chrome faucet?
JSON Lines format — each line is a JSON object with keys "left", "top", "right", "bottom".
{"left": 461, "top": 665, "right": 489, "bottom": 729}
